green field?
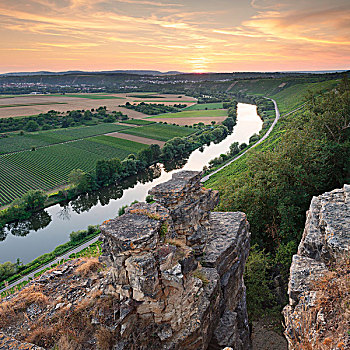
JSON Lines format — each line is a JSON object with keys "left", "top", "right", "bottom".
{"left": 184, "top": 102, "right": 224, "bottom": 110}
{"left": 52, "top": 94, "right": 125, "bottom": 99}
{"left": 120, "top": 119, "right": 155, "bottom": 125}
{"left": 156, "top": 109, "right": 228, "bottom": 119}
{"left": 126, "top": 92, "right": 158, "bottom": 96}
{"left": 0, "top": 123, "right": 131, "bottom": 155}
{"left": 0, "top": 102, "right": 67, "bottom": 108}
{"left": 120, "top": 123, "right": 195, "bottom": 142}
{"left": 0, "top": 136, "right": 147, "bottom": 206}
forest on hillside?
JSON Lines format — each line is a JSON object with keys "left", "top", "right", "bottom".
{"left": 207, "top": 76, "right": 350, "bottom": 320}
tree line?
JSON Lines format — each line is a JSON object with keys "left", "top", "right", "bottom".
{"left": 0, "top": 106, "right": 128, "bottom": 133}
{"left": 122, "top": 102, "right": 188, "bottom": 115}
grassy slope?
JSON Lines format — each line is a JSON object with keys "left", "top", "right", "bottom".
{"left": 205, "top": 78, "right": 339, "bottom": 188}
{"left": 272, "top": 79, "right": 339, "bottom": 114}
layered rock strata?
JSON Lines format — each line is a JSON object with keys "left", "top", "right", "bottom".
{"left": 0, "top": 170, "right": 251, "bottom": 350}
{"left": 100, "top": 170, "right": 251, "bottom": 349}
{"left": 283, "top": 185, "right": 350, "bottom": 349}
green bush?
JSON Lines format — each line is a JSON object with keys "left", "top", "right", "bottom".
{"left": 244, "top": 245, "right": 275, "bottom": 320}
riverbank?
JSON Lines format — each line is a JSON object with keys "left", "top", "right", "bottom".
{"left": 0, "top": 226, "right": 100, "bottom": 290}
{"left": 0, "top": 103, "right": 262, "bottom": 265}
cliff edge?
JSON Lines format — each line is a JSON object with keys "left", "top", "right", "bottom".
{"left": 283, "top": 184, "right": 350, "bottom": 349}
{"left": 0, "top": 171, "right": 251, "bottom": 350}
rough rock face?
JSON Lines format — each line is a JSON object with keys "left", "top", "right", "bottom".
{"left": 0, "top": 171, "right": 251, "bottom": 350}
{"left": 100, "top": 171, "right": 251, "bottom": 349}
{"left": 283, "top": 185, "right": 350, "bottom": 349}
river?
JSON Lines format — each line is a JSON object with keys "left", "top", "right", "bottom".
{"left": 0, "top": 103, "right": 262, "bottom": 264}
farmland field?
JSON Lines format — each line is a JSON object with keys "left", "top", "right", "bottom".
{"left": 119, "top": 123, "right": 196, "bottom": 142}
{"left": 51, "top": 94, "right": 125, "bottom": 100}
{"left": 120, "top": 119, "right": 155, "bottom": 125}
{"left": 0, "top": 102, "right": 67, "bottom": 108}
{"left": 184, "top": 102, "right": 224, "bottom": 110}
{"left": 0, "top": 136, "right": 147, "bottom": 206}
{"left": 147, "top": 109, "right": 228, "bottom": 126}
{"left": 0, "top": 123, "right": 132, "bottom": 155}
{"left": 155, "top": 109, "right": 227, "bottom": 119}
{"left": 0, "top": 93, "right": 197, "bottom": 118}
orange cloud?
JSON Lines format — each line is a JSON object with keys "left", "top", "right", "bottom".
{"left": 0, "top": 0, "right": 349, "bottom": 73}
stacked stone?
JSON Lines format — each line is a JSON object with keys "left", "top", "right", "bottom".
{"left": 149, "top": 170, "right": 219, "bottom": 254}
{"left": 99, "top": 171, "right": 251, "bottom": 350}
{"left": 283, "top": 184, "right": 350, "bottom": 349}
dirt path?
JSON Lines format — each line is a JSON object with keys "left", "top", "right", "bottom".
{"left": 106, "top": 132, "right": 165, "bottom": 146}
{"left": 252, "top": 320, "right": 287, "bottom": 350}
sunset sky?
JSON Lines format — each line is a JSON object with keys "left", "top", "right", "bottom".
{"left": 0, "top": 0, "right": 349, "bottom": 73}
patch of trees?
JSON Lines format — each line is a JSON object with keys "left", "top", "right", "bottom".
{"left": 0, "top": 190, "right": 48, "bottom": 227}
{"left": 216, "top": 80, "right": 350, "bottom": 319}
{"left": 0, "top": 107, "right": 128, "bottom": 133}
{"left": 64, "top": 122, "right": 231, "bottom": 201}
{"left": 122, "top": 102, "right": 187, "bottom": 115}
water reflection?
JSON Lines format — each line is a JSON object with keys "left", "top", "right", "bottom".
{"left": 0, "top": 103, "right": 263, "bottom": 263}
{"left": 4, "top": 210, "right": 52, "bottom": 238}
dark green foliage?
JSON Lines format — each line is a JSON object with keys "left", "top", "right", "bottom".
{"left": 145, "top": 195, "right": 154, "bottom": 203}
{"left": 70, "top": 229, "right": 88, "bottom": 242}
{"left": 0, "top": 261, "right": 17, "bottom": 280}
{"left": 21, "top": 190, "right": 47, "bottom": 211}
{"left": 24, "top": 120, "right": 39, "bottom": 132}
{"left": 0, "top": 190, "right": 48, "bottom": 227}
{"left": 244, "top": 245, "right": 275, "bottom": 320}
{"left": 0, "top": 108, "right": 127, "bottom": 133}
{"left": 208, "top": 79, "right": 350, "bottom": 319}
{"left": 123, "top": 102, "right": 187, "bottom": 115}
{"left": 249, "top": 133, "right": 260, "bottom": 144}
{"left": 96, "top": 158, "right": 122, "bottom": 186}
{"left": 239, "top": 143, "right": 247, "bottom": 151}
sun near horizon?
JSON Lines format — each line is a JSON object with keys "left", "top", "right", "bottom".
{"left": 0, "top": 0, "right": 349, "bottom": 73}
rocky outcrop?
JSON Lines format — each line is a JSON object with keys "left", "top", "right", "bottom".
{"left": 283, "top": 185, "right": 350, "bottom": 349}
{"left": 0, "top": 171, "right": 251, "bottom": 350}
